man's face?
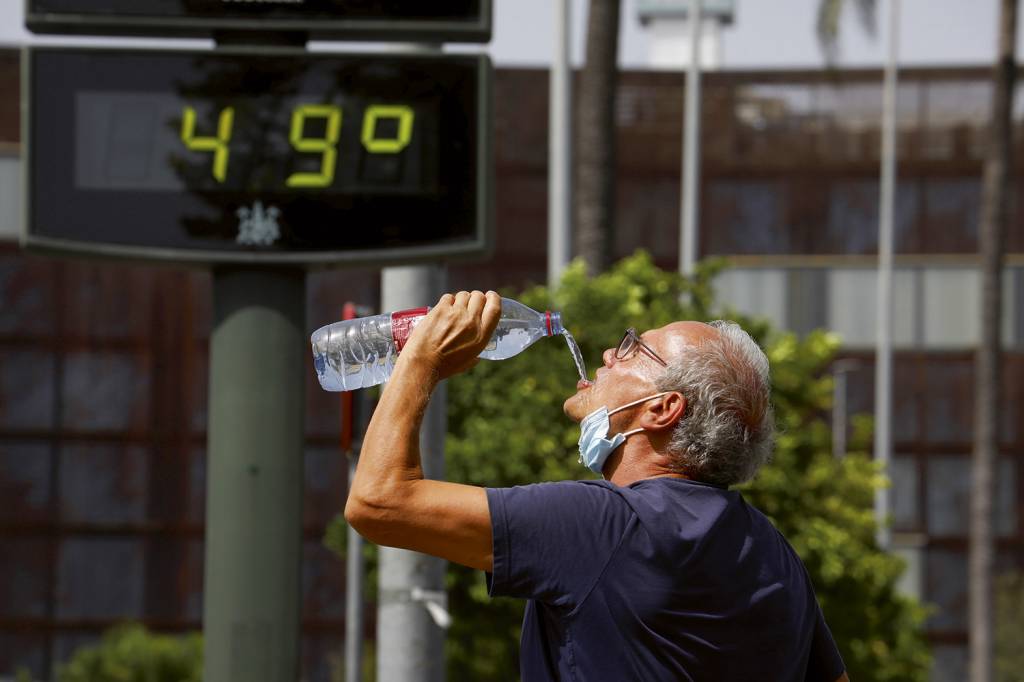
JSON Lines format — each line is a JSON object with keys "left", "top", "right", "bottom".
{"left": 563, "top": 321, "right": 715, "bottom": 422}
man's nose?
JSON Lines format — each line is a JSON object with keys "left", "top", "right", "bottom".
{"left": 602, "top": 348, "right": 616, "bottom": 367}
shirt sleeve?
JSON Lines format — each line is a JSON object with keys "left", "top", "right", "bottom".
{"left": 804, "top": 604, "right": 845, "bottom": 681}
{"left": 485, "top": 480, "right": 635, "bottom": 609}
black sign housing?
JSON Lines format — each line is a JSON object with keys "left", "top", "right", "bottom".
{"left": 25, "top": 0, "right": 492, "bottom": 42}
{"left": 23, "top": 47, "right": 493, "bottom": 265}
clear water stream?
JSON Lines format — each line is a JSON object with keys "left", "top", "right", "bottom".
{"left": 561, "top": 330, "right": 588, "bottom": 382}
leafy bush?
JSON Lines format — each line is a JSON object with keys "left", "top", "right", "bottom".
{"left": 57, "top": 625, "right": 201, "bottom": 682}
{"left": 997, "top": 571, "right": 1024, "bottom": 682}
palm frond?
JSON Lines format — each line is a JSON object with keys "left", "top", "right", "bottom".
{"left": 816, "top": 0, "right": 877, "bottom": 64}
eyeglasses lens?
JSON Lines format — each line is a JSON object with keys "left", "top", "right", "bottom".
{"left": 616, "top": 330, "right": 636, "bottom": 360}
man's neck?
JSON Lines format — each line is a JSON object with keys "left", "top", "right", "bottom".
{"left": 603, "top": 443, "right": 687, "bottom": 487}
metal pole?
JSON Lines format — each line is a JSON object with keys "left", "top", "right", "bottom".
{"left": 343, "top": 303, "right": 368, "bottom": 682}
{"left": 548, "top": 0, "right": 573, "bottom": 288}
{"left": 203, "top": 267, "right": 306, "bottom": 682}
{"left": 345, "top": 452, "right": 365, "bottom": 682}
{"left": 832, "top": 359, "right": 859, "bottom": 459}
{"left": 377, "top": 264, "right": 449, "bottom": 682}
{"left": 679, "top": 0, "right": 702, "bottom": 276}
{"left": 833, "top": 370, "right": 847, "bottom": 459}
{"left": 874, "top": 0, "right": 900, "bottom": 550}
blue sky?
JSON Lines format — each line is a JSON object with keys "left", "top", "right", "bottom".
{"left": 0, "top": 0, "right": 1012, "bottom": 69}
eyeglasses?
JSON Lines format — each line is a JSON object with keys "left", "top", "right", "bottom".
{"left": 615, "top": 328, "right": 668, "bottom": 367}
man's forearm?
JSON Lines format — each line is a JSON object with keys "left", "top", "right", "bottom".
{"left": 345, "top": 353, "right": 438, "bottom": 524}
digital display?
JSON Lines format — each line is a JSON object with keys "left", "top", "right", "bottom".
{"left": 25, "top": 0, "right": 491, "bottom": 42}
{"left": 26, "top": 47, "right": 493, "bottom": 264}
{"left": 75, "top": 92, "right": 437, "bottom": 195}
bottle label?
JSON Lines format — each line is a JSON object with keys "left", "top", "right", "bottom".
{"left": 391, "top": 307, "right": 430, "bottom": 352}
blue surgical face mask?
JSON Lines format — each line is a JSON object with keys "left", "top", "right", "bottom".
{"left": 577, "top": 392, "right": 669, "bottom": 476}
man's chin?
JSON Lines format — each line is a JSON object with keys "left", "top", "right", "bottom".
{"left": 563, "top": 390, "right": 588, "bottom": 421}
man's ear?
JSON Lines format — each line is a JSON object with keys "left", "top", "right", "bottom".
{"left": 640, "top": 392, "right": 686, "bottom": 432}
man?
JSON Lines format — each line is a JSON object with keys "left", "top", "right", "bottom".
{"left": 345, "top": 290, "right": 849, "bottom": 681}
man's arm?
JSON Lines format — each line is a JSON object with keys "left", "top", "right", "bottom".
{"left": 344, "top": 291, "right": 502, "bottom": 572}
{"left": 835, "top": 673, "right": 849, "bottom": 682}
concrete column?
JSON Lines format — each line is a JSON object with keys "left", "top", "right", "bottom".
{"left": 377, "top": 264, "right": 448, "bottom": 682}
{"left": 203, "top": 267, "right": 306, "bottom": 682}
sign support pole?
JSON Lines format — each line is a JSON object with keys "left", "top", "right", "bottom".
{"left": 203, "top": 267, "right": 306, "bottom": 682}
{"left": 378, "top": 264, "right": 449, "bottom": 682}
{"left": 199, "top": 31, "right": 308, "bottom": 682}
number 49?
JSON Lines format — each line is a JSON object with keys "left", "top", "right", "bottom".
{"left": 179, "top": 103, "right": 416, "bottom": 186}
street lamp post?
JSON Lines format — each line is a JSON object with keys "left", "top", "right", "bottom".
{"left": 874, "top": 0, "right": 901, "bottom": 551}
{"left": 680, "top": 0, "right": 702, "bottom": 277}
{"left": 548, "top": 0, "right": 573, "bottom": 288}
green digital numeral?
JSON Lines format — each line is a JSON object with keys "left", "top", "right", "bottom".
{"left": 361, "top": 105, "right": 415, "bottom": 154}
{"left": 286, "top": 104, "right": 343, "bottom": 188}
{"left": 180, "top": 106, "right": 234, "bottom": 183}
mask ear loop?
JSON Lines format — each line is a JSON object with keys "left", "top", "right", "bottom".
{"left": 606, "top": 392, "right": 671, "bottom": 440}
{"left": 606, "top": 391, "right": 670, "bottom": 417}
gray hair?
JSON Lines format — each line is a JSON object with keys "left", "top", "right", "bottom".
{"left": 654, "top": 320, "right": 774, "bottom": 487}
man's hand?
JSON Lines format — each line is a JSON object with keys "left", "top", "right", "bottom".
{"left": 400, "top": 290, "right": 503, "bottom": 381}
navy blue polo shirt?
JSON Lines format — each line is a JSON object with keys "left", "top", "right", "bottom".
{"left": 485, "top": 477, "right": 844, "bottom": 681}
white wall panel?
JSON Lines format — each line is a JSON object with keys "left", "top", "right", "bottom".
{"left": 712, "top": 268, "right": 786, "bottom": 330}
{"left": 717, "top": 265, "right": 1020, "bottom": 350}
{"left": 923, "top": 268, "right": 978, "bottom": 347}
{"left": 826, "top": 268, "right": 917, "bottom": 348}
{"left": 922, "top": 267, "right": 1018, "bottom": 348}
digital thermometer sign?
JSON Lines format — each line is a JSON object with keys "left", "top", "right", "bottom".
{"left": 25, "top": 0, "right": 492, "bottom": 42}
{"left": 24, "top": 47, "right": 493, "bottom": 264}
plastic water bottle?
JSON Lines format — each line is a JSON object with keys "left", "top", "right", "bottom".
{"left": 310, "top": 298, "right": 564, "bottom": 391}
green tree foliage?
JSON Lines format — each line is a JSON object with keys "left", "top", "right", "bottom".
{"left": 56, "top": 624, "right": 201, "bottom": 682}
{"left": 438, "top": 252, "right": 930, "bottom": 681}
